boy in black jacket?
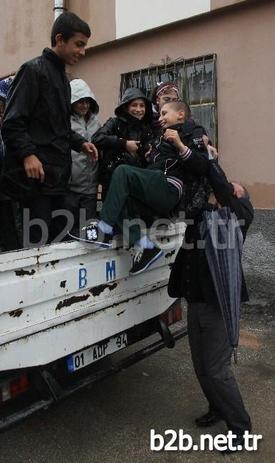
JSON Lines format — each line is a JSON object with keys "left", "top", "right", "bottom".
{"left": 92, "top": 87, "right": 154, "bottom": 195}
{"left": 168, "top": 160, "right": 254, "bottom": 453}
{"left": 75, "top": 101, "right": 209, "bottom": 275}
{"left": 1, "top": 12, "right": 97, "bottom": 247}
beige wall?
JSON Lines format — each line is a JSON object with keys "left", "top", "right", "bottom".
{"left": 211, "top": 0, "right": 247, "bottom": 10}
{"left": 0, "top": 0, "right": 259, "bottom": 78}
{"left": 0, "top": 0, "right": 53, "bottom": 77}
{"left": 72, "top": 0, "right": 275, "bottom": 208}
{"left": 69, "top": 0, "right": 116, "bottom": 47}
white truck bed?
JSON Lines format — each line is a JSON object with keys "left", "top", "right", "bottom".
{"left": 0, "top": 231, "right": 183, "bottom": 371}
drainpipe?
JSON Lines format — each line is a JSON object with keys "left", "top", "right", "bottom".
{"left": 53, "top": 0, "right": 66, "bottom": 20}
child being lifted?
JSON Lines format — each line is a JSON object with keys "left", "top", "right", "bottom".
{"left": 75, "top": 101, "right": 209, "bottom": 275}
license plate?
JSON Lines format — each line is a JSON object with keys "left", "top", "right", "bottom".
{"left": 67, "top": 332, "right": 128, "bottom": 373}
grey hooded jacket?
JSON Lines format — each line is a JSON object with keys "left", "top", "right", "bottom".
{"left": 69, "top": 79, "right": 101, "bottom": 195}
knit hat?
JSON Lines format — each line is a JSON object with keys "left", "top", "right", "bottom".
{"left": 155, "top": 82, "right": 180, "bottom": 98}
{"left": 151, "top": 81, "right": 180, "bottom": 105}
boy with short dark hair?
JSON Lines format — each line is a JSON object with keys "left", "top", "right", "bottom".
{"left": 1, "top": 12, "right": 97, "bottom": 247}
{"left": 75, "top": 101, "right": 209, "bottom": 275}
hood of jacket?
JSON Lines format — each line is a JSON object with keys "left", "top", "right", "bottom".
{"left": 115, "top": 87, "right": 153, "bottom": 123}
{"left": 70, "top": 79, "right": 99, "bottom": 114}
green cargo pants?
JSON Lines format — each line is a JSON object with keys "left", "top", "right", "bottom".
{"left": 100, "top": 164, "right": 179, "bottom": 246}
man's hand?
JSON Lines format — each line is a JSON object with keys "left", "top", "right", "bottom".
{"left": 163, "top": 129, "right": 187, "bottom": 152}
{"left": 207, "top": 144, "right": 218, "bottom": 160}
{"left": 232, "top": 182, "right": 245, "bottom": 199}
{"left": 126, "top": 140, "right": 139, "bottom": 156}
{"left": 202, "top": 135, "right": 218, "bottom": 160}
{"left": 23, "top": 154, "right": 45, "bottom": 183}
{"left": 82, "top": 142, "right": 98, "bottom": 161}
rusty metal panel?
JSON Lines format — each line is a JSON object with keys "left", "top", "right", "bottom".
{"left": 0, "top": 227, "right": 185, "bottom": 370}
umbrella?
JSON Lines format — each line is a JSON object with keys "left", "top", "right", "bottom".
{"left": 200, "top": 207, "right": 244, "bottom": 360}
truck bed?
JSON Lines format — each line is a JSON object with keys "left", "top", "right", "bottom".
{"left": 0, "top": 229, "right": 184, "bottom": 371}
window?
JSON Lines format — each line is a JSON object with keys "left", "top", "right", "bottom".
{"left": 120, "top": 54, "right": 217, "bottom": 146}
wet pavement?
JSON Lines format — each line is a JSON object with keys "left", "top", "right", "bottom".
{"left": 0, "top": 306, "right": 274, "bottom": 463}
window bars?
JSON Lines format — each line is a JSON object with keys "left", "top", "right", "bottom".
{"left": 120, "top": 54, "right": 217, "bottom": 146}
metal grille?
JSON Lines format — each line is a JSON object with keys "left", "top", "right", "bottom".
{"left": 120, "top": 54, "right": 217, "bottom": 146}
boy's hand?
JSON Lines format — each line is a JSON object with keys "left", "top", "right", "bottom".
{"left": 163, "top": 129, "right": 187, "bottom": 152}
{"left": 23, "top": 154, "right": 45, "bottom": 183}
{"left": 126, "top": 140, "right": 139, "bottom": 155}
{"left": 82, "top": 142, "right": 98, "bottom": 161}
{"left": 144, "top": 144, "right": 152, "bottom": 160}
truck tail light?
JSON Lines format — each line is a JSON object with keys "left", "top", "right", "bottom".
{"left": 160, "top": 299, "right": 183, "bottom": 326}
{"left": 0, "top": 374, "right": 29, "bottom": 404}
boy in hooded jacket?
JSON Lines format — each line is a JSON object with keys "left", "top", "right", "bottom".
{"left": 65, "top": 79, "right": 101, "bottom": 233}
{"left": 92, "top": 87, "right": 154, "bottom": 195}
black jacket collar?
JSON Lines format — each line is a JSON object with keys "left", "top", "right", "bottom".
{"left": 43, "top": 48, "right": 66, "bottom": 71}
{"left": 166, "top": 119, "right": 196, "bottom": 136}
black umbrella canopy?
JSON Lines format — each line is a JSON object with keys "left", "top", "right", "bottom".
{"left": 200, "top": 207, "right": 244, "bottom": 350}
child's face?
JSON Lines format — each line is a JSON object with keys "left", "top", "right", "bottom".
{"left": 156, "top": 90, "right": 179, "bottom": 109}
{"left": 54, "top": 32, "right": 89, "bottom": 65}
{"left": 159, "top": 104, "right": 185, "bottom": 129}
{"left": 126, "top": 99, "right": 146, "bottom": 120}
{"left": 73, "top": 98, "right": 91, "bottom": 117}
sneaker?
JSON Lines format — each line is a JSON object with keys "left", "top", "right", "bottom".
{"left": 129, "top": 247, "right": 163, "bottom": 275}
{"left": 68, "top": 223, "right": 112, "bottom": 248}
{"left": 84, "top": 223, "right": 113, "bottom": 248}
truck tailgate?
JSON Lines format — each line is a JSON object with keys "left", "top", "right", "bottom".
{"left": 0, "top": 235, "right": 182, "bottom": 370}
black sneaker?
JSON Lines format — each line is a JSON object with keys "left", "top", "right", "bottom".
{"left": 84, "top": 223, "right": 113, "bottom": 248}
{"left": 68, "top": 223, "right": 112, "bottom": 248}
{"left": 129, "top": 247, "right": 163, "bottom": 275}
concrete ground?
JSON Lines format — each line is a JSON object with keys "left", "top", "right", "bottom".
{"left": 0, "top": 305, "right": 274, "bottom": 463}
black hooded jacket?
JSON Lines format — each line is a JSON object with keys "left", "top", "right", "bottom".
{"left": 1, "top": 48, "right": 86, "bottom": 198}
{"left": 92, "top": 88, "right": 154, "bottom": 186}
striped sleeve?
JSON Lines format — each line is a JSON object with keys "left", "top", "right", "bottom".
{"left": 179, "top": 147, "right": 192, "bottom": 161}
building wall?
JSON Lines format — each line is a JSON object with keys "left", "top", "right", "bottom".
{"left": 0, "top": 0, "right": 53, "bottom": 77}
{"left": 0, "top": 0, "right": 252, "bottom": 77}
{"left": 68, "top": 0, "right": 116, "bottom": 47}
{"left": 72, "top": 0, "right": 275, "bottom": 208}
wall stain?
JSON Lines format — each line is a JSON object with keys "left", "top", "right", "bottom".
{"left": 60, "top": 280, "right": 67, "bottom": 288}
